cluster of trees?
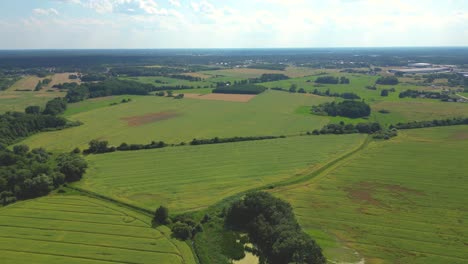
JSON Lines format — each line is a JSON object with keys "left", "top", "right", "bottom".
{"left": 0, "top": 76, "right": 21, "bottom": 91}
{"left": 190, "top": 135, "right": 282, "bottom": 146}
{"left": 52, "top": 82, "right": 79, "bottom": 90}
{"left": 422, "top": 73, "right": 467, "bottom": 87}
{"left": 311, "top": 89, "right": 361, "bottom": 99}
{"left": 308, "top": 121, "right": 382, "bottom": 135}
{"left": 376, "top": 76, "right": 399, "bottom": 85}
{"left": 0, "top": 146, "right": 87, "bottom": 205}
{"left": 66, "top": 79, "right": 154, "bottom": 102}
{"left": 43, "top": 98, "right": 67, "bottom": 115}
{"left": 372, "top": 128, "right": 398, "bottom": 140}
{"left": 315, "top": 76, "right": 350, "bottom": 84}
{"left": 213, "top": 84, "right": 267, "bottom": 95}
{"left": 153, "top": 206, "right": 204, "bottom": 240}
{"left": 226, "top": 192, "right": 326, "bottom": 264}
{"left": 83, "top": 139, "right": 167, "bottom": 154}
{"left": 169, "top": 74, "right": 202, "bottom": 82}
{"left": 253, "top": 73, "right": 289, "bottom": 83}
{"left": 153, "top": 85, "right": 194, "bottom": 91}
{"left": 312, "top": 100, "right": 371, "bottom": 118}
{"left": 34, "top": 78, "right": 52, "bottom": 91}
{"left": 398, "top": 89, "right": 449, "bottom": 100}
{"left": 80, "top": 74, "right": 107, "bottom": 82}
{"left": 110, "top": 66, "right": 185, "bottom": 77}
{"left": 390, "top": 117, "right": 468, "bottom": 130}
{"left": 0, "top": 100, "right": 74, "bottom": 146}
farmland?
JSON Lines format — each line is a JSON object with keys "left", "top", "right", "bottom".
{"left": 20, "top": 91, "right": 335, "bottom": 151}
{"left": 0, "top": 195, "right": 196, "bottom": 264}
{"left": 75, "top": 134, "right": 366, "bottom": 213}
{"left": 272, "top": 126, "right": 468, "bottom": 264}
{"left": 1, "top": 47, "right": 468, "bottom": 264}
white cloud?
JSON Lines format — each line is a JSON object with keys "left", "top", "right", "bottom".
{"left": 168, "top": 0, "right": 181, "bottom": 7}
{"left": 33, "top": 8, "right": 59, "bottom": 16}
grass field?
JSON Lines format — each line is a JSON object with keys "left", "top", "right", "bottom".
{"left": 0, "top": 194, "right": 196, "bottom": 264}
{"left": 20, "top": 91, "right": 336, "bottom": 151}
{"left": 272, "top": 126, "right": 468, "bottom": 264}
{"left": 8, "top": 75, "right": 44, "bottom": 91}
{"left": 75, "top": 134, "right": 366, "bottom": 213}
{"left": 0, "top": 90, "right": 66, "bottom": 113}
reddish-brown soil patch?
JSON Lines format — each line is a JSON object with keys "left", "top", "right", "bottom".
{"left": 121, "top": 111, "right": 179, "bottom": 126}
{"left": 0, "top": 95, "right": 18, "bottom": 99}
{"left": 452, "top": 132, "right": 468, "bottom": 140}
{"left": 184, "top": 93, "right": 256, "bottom": 102}
{"left": 345, "top": 182, "right": 423, "bottom": 208}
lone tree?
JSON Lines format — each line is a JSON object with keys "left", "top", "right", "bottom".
{"left": 380, "top": 89, "right": 389, "bottom": 96}
{"left": 154, "top": 206, "right": 169, "bottom": 224}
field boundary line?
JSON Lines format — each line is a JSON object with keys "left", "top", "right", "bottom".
{"left": 206, "top": 135, "right": 372, "bottom": 210}
{"left": 0, "top": 235, "right": 182, "bottom": 257}
{"left": 0, "top": 214, "right": 152, "bottom": 229}
{"left": 0, "top": 248, "right": 141, "bottom": 264}
{"left": 0, "top": 224, "right": 160, "bottom": 240}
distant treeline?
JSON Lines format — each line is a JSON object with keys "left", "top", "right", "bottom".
{"left": 311, "top": 89, "right": 361, "bottom": 99}
{"left": 390, "top": 117, "right": 468, "bottom": 130}
{"left": 110, "top": 66, "right": 186, "bottom": 77}
{"left": 312, "top": 100, "right": 371, "bottom": 118}
{"left": 169, "top": 74, "right": 203, "bottom": 82}
{"left": 398, "top": 89, "right": 449, "bottom": 100}
{"left": 309, "top": 122, "right": 398, "bottom": 140}
{"left": 246, "top": 64, "right": 287, "bottom": 71}
{"left": 0, "top": 146, "right": 87, "bottom": 205}
{"left": 83, "top": 135, "right": 284, "bottom": 155}
{"left": 376, "top": 76, "right": 399, "bottom": 85}
{"left": 66, "top": 79, "right": 154, "bottom": 102}
{"left": 190, "top": 135, "right": 283, "bottom": 145}
{"left": 80, "top": 74, "right": 107, "bottom": 82}
{"left": 226, "top": 192, "right": 326, "bottom": 264}
{"left": 315, "top": 76, "right": 350, "bottom": 84}
{"left": 213, "top": 84, "right": 267, "bottom": 95}
{"left": 0, "top": 76, "right": 20, "bottom": 91}
{"left": 0, "top": 98, "right": 77, "bottom": 146}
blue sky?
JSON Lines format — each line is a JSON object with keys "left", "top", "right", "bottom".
{"left": 0, "top": 0, "right": 467, "bottom": 49}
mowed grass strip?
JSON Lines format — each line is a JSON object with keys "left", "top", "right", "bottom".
{"left": 0, "top": 195, "right": 197, "bottom": 264}
{"left": 272, "top": 126, "right": 468, "bottom": 264}
{"left": 76, "top": 134, "right": 366, "bottom": 213}
{"left": 21, "top": 91, "right": 332, "bottom": 151}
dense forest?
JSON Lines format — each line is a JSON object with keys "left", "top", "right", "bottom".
{"left": 0, "top": 146, "right": 87, "bottom": 205}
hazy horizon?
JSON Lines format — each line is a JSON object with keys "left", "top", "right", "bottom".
{"left": 1, "top": 0, "right": 467, "bottom": 49}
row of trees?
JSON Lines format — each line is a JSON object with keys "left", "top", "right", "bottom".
{"left": 312, "top": 100, "right": 371, "bottom": 118}
{"left": 213, "top": 84, "right": 267, "bottom": 95}
{"left": 226, "top": 192, "right": 326, "bottom": 264}
{"left": 376, "top": 76, "right": 399, "bottom": 85}
{"left": 390, "top": 117, "right": 468, "bottom": 129}
{"left": 0, "top": 145, "right": 87, "bottom": 205}
{"left": 169, "top": 74, "right": 203, "bottom": 82}
{"left": 398, "top": 89, "right": 449, "bottom": 100}
{"left": 83, "top": 139, "right": 168, "bottom": 154}
{"left": 110, "top": 66, "right": 185, "bottom": 77}
{"left": 308, "top": 121, "right": 382, "bottom": 135}
{"left": 34, "top": 78, "right": 51, "bottom": 91}
{"left": 190, "top": 136, "right": 282, "bottom": 146}
{"left": 315, "top": 76, "right": 350, "bottom": 84}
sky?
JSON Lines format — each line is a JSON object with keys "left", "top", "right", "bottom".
{"left": 0, "top": 0, "right": 467, "bottom": 49}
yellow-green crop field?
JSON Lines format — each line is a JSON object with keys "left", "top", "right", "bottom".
{"left": 0, "top": 195, "right": 196, "bottom": 264}
{"left": 272, "top": 126, "right": 468, "bottom": 264}
{"left": 76, "top": 134, "right": 366, "bottom": 213}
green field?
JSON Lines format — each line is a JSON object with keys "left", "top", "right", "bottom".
{"left": 20, "top": 91, "right": 336, "bottom": 151}
{"left": 75, "top": 134, "right": 366, "bottom": 213}
{"left": 0, "top": 195, "right": 196, "bottom": 264}
{"left": 272, "top": 126, "right": 468, "bottom": 264}
{"left": 0, "top": 90, "right": 66, "bottom": 113}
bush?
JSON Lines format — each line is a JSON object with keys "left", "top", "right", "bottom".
{"left": 154, "top": 206, "right": 169, "bottom": 224}
{"left": 172, "top": 222, "right": 193, "bottom": 240}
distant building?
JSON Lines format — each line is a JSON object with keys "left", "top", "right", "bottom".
{"left": 408, "top": 63, "right": 432, "bottom": 68}
{"left": 389, "top": 67, "right": 452, "bottom": 74}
